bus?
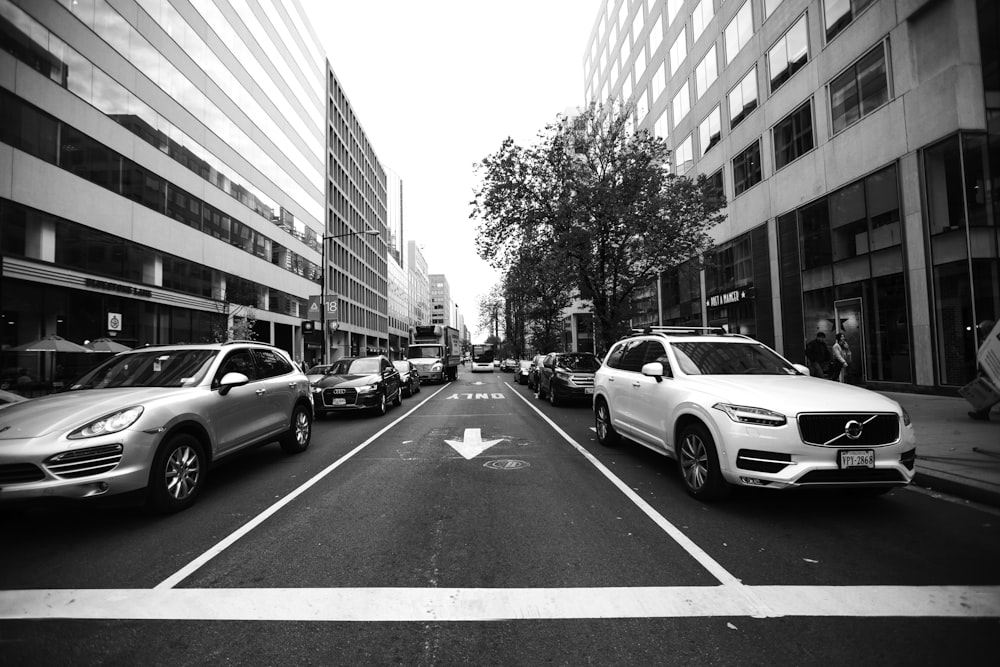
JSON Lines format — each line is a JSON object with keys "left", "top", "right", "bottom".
{"left": 470, "top": 344, "right": 495, "bottom": 373}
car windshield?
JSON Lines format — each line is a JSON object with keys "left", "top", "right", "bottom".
{"left": 329, "top": 358, "right": 380, "bottom": 375}
{"left": 557, "top": 354, "right": 600, "bottom": 371}
{"left": 408, "top": 347, "right": 442, "bottom": 358}
{"left": 70, "top": 349, "right": 217, "bottom": 389}
{"left": 671, "top": 341, "right": 798, "bottom": 375}
{"left": 393, "top": 361, "right": 409, "bottom": 373}
{"left": 307, "top": 364, "right": 331, "bottom": 375}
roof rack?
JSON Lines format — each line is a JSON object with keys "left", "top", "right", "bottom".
{"left": 630, "top": 326, "right": 730, "bottom": 336}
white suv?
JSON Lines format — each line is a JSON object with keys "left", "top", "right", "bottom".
{"left": 593, "top": 328, "right": 916, "bottom": 500}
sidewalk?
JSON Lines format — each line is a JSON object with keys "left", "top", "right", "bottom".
{"left": 880, "top": 391, "right": 1000, "bottom": 507}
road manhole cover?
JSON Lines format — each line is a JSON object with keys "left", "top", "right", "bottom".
{"left": 483, "top": 459, "right": 530, "bottom": 470}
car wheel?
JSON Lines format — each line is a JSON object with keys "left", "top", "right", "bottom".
{"left": 537, "top": 382, "right": 547, "bottom": 400}
{"left": 595, "top": 400, "right": 619, "bottom": 447}
{"left": 147, "top": 434, "right": 205, "bottom": 514}
{"left": 392, "top": 387, "right": 402, "bottom": 407}
{"left": 280, "top": 404, "right": 312, "bottom": 454}
{"left": 548, "top": 386, "right": 560, "bottom": 407}
{"left": 413, "top": 379, "right": 420, "bottom": 394}
{"left": 373, "top": 391, "right": 388, "bottom": 416}
{"left": 677, "top": 423, "right": 729, "bottom": 500}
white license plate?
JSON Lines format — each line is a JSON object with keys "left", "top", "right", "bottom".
{"left": 331, "top": 398, "right": 346, "bottom": 406}
{"left": 839, "top": 449, "right": 874, "bottom": 469}
{"left": 584, "top": 388, "right": 594, "bottom": 394}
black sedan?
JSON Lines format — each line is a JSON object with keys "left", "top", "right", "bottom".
{"left": 312, "top": 356, "right": 401, "bottom": 417}
{"left": 393, "top": 360, "right": 421, "bottom": 397}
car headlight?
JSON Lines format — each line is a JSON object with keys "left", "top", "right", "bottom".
{"left": 357, "top": 383, "right": 379, "bottom": 394}
{"left": 68, "top": 406, "right": 144, "bottom": 439}
{"left": 311, "top": 385, "right": 323, "bottom": 394}
{"left": 431, "top": 363, "right": 443, "bottom": 372}
{"left": 712, "top": 403, "right": 786, "bottom": 426}
{"left": 901, "top": 407, "right": 911, "bottom": 426}
{"left": 555, "top": 370, "right": 570, "bottom": 381}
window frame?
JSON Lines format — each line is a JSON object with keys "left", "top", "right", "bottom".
{"left": 767, "top": 13, "right": 809, "bottom": 94}
{"left": 828, "top": 41, "right": 891, "bottom": 136}
{"left": 728, "top": 66, "right": 759, "bottom": 129}
{"left": 732, "top": 138, "right": 763, "bottom": 196}
{"left": 772, "top": 99, "right": 815, "bottom": 171}
{"left": 724, "top": 1, "right": 754, "bottom": 66}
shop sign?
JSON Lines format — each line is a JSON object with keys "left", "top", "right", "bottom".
{"left": 706, "top": 284, "right": 754, "bottom": 308}
{"left": 308, "top": 294, "right": 339, "bottom": 319}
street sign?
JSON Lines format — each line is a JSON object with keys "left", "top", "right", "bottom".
{"left": 308, "top": 294, "right": 339, "bottom": 319}
{"left": 107, "top": 312, "right": 122, "bottom": 332}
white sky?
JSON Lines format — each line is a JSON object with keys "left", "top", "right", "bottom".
{"left": 299, "top": 1, "right": 600, "bottom": 341}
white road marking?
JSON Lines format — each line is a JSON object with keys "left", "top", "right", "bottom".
{"left": 444, "top": 428, "right": 505, "bottom": 460}
{"left": 154, "top": 383, "right": 453, "bottom": 590}
{"left": 1, "top": 585, "right": 997, "bottom": 621}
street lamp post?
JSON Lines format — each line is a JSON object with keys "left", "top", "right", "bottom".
{"left": 319, "top": 229, "right": 379, "bottom": 362}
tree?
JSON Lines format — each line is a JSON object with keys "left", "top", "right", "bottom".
{"left": 477, "top": 287, "right": 504, "bottom": 344}
{"left": 209, "top": 280, "right": 260, "bottom": 343}
{"left": 472, "top": 100, "right": 726, "bottom": 353}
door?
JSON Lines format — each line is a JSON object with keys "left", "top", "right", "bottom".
{"left": 834, "top": 297, "right": 865, "bottom": 385}
{"left": 212, "top": 349, "right": 269, "bottom": 453}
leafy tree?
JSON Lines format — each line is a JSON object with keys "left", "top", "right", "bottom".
{"left": 210, "top": 280, "right": 260, "bottom": 343}
{"left": 477, "top": 287, "right": 504, "bottom": 344}
{"left": 472, "top": 100, "right": 726, "bottom": 353}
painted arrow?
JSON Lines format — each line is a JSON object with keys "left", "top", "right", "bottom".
{"left": 444, "top": 428, "right": 505, "bottom": 460}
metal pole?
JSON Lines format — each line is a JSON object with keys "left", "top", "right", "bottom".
{"left": 320, "top": 237, "right": 326, "bottom": 363}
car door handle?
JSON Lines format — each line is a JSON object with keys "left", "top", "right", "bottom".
{"left": 632, "top": 382, "right": 641, "bottom": 388}
{"left": 256, "top": 388, "right": 266, "bottom": 396}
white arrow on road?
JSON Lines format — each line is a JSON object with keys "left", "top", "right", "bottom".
{"left": 444, "top": 428, "right": 505, "bottom": 460}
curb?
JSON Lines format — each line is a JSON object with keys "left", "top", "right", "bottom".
{"left": 913, "top": 470, "right": 1000, "bottom": 508}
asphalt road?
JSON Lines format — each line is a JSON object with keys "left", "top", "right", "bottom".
{"left": 1, "top": 370, "right": 998, "bottom": 665}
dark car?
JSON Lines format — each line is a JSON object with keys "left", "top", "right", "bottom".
{"left": 312, "top": 356, "right": 401, "bottom": 417}
{"left": 526, "top": 354, "right": 546, "bottom": 390}
{"left": 515, "top": 360, "right": 532, "bottom": 385}
{"left": 393, "top": 360, "right": 421, "bottom": 398}
{"left": 535, "top": 352, "right": 601, "bottom": 406}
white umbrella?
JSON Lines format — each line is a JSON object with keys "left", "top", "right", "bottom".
{"left": 84, "top": 338, "right": 132, "bottom": 353}
{"left": 11, "top": 334, "right": 90, "bottom": 353}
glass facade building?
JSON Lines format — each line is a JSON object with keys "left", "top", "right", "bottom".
{"left": 583, "top": 0, "right": 1000, "bottom": 392}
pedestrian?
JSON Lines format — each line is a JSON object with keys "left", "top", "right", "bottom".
{"left": 968, "top": 319, "right": 997, "bottom": 421}
{"left": 829, "top": 332, "right": 851, "bottom": 382}
{"left": 804, "top": 331, "right": 830, "bottom": 379}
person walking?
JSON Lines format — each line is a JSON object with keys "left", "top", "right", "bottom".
{"left": 829, "top": 332, "right": 852, "bottom": 382}
{"left": 804, "top": 331, "right": 830, "bottom": 379}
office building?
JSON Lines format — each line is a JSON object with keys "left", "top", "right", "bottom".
{"left": 1, "top": 0, "right": 328, "bottom": 383}
{"left": 407, "top": 240, "right": 430, "bottom": 328}
{"left": 582, "top": 0, "right": 998, "bottom": 391}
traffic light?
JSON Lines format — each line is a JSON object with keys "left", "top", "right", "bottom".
{"left": 302, "top": 320, "right": 315, "bottom": 332}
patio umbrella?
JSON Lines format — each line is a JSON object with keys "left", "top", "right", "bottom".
{"left": 84, "top": 337, "right": 132, "bottom": 353}
{"left": 11, "top": 334, "right": 90, "bottom": 353}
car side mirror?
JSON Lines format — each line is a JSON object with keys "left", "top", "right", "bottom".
{"left": 641, "top": 362, "right": 668, "bottom": 382}
{"left": 218, "top": 371, "right": 249, "bottom": 394}
{"left": 792, "top": 363, "right": 811, "bottom": 376}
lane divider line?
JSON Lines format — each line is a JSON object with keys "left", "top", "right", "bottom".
{"left": 504, "top": 381, "right": 775, "bottom": 618}
{"left": 154, "top": 382, "right": 453, "bottom": 590}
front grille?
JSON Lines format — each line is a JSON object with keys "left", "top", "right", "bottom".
{"left": 321, "top": 387, "right": 359, "bottom": 406}
{"left": 44, "top": 444, "right": 124, "bottom": 479}
{"left": 798, "top": 413, "right": 900, "bottom": 447}
{"left": 737, "top": 449, "right": 792, "bottom": 473}
{"left": 0, "top": 463, "right": 45, "bottom": 484}
{"left": 567, "top": 374, "right": 595, "bottom": 387}
{"left": 797, "top": 469, "right": 907, "bottom": 484}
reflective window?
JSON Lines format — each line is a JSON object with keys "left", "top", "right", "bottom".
{"left": 728, "top": 66, "right": 758, "bottom": 129}
{"left": 733, "top": 139, "right": 762, "bottom": 195}
{"left": 824, "top": 0, "right": 876, "bottom": 42}
{"left": 699, "top": 105, "right": 722, "bottom": 156}
{"left": 764, "top": 0, "right": 785, "bottom": 20}
{"left": 724, "top": 2, "right": 754, "bottom": 65}
{"left": 773, "top": 100, "right": 814, "bottom": 170}
{"left": 675, "top": 134, "right": 694, "bottom": 175}
{"left": 672, "top": 81, "right": 691, "bottom": 125}
{"left": 830, "top": 42, "right": 889, "bottom": 135}
{"left": 692, "top": 0, "right": 714, "bottom": 42}
{"left": 650, "top": 61, "right": 666, "bottom": 102}
{"left": 669, "top": 26, "right": 687, "bottom": 76}
{"left": 695, "top": 44, "right": 718, "bottom": 99}
{"left": 768, "top": 14, "right": 808, "bottom": 93}
{"left": 649, "top": 13, "right": 664, "bottom": 54}
{"left": 666, "top": 0, "right": 683, "bottom": 25}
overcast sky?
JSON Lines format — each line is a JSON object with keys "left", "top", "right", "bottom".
{"left": 299, "top": 1, "right": 600, "bottom": 341}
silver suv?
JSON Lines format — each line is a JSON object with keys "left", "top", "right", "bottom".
{"left": 0, "top": 341, "right": 313, "bottom": 513}
{"left": 593, "top": 327, "right": 916, "bottom": 500}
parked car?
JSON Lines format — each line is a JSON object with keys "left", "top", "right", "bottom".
{"left": 499, "top": 358, "right": 517, "bottom": 372}
{"left": 526, "top": 355, "right": 546, "bottom": 390}
{"left": 305, "top": 363, "right": 333, "bottom": 386}
{"left": 0, "top": 342, "right": 313, "bottom": 513}
{"left": 535, "top": 352, "right": 601, "bottom": 406}
{"left": 593, "top": 327, "right": 917, "bottom": 500}
{"left": 312, "top": 355, "right": 401, "bottom": 417}
{"left": 515, "top": 360, "right": 532, "bottom": 385}
{"left": 393, "top": 360, "right": 421, "bottom": 397}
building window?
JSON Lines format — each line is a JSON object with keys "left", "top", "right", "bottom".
{"left": 829, "top": 42, "right": 890, "bottom": 135}
{"left": 692, "top": 0, "right": 715, "bottom": 43}
{"left": 695, "top": 44, "right": 718, "bottom": 99}
{"left": 728, "top": 66, "right": 758, "bottom": 129}
{"left": 651, "top": 62, "right": 667, "bottom": 103}
{"left": 768, "top": 14, "right": 808, "bottom": 93}
{"left": 733, "top": 139, "right": 762, "bottom": 195}
{"left": 773, "top": 100, "right": 814, "bottom": 170}
{"left": 636, "top": 87, "right": 649, "bottom": 122}
{"left": 725, "top": 1, "right": 754, "bottom": 66}
{"left": 824, "top": 0, "right": 877, "bottom": 42}
{"left": 672, "top": 81, "right": 691, "bottom": 126}
{"left": 669, "top": 26, "right": 687, "bottom": 76}
{"left": 666, "top": 0, "right": 683, "bottom": 25}
{"left": 699, "top": 105, "right": 722, "bottom": 156}
{"left": 655, "top": 108, "right": 670, "bottom": 139}
{"left": 676, "top": 135, "right": 694, "bottom": 175}
{"left": 708, "top": 168, "right": 724, "bottom": 200}
{"left": 649, "top": 14, "right": 664, "bottom": 54}
{"left": 764, "top": 0, "right": 785, "bottom": 20}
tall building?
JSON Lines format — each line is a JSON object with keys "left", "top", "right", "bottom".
{"left": 428, "top": 273, "right": 453, "bottom": 328}
{"left": 407, "top": 240, "right": 430, "bottom": 328}
{"left": 385, "top": 169, "right": 409, "bottom": 358}
{"left": 1, "top": 0, "right": 328, "bottom": 383}
{"left": 583, "top": 0, "right": 999, "bottom": 392}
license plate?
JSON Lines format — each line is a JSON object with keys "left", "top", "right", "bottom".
{"left": 839, "top": 449, "right": 874, "bottom": 469}
{"left": 584, "top": 388, "right": 594, "bottom": 394}
{"left": 331, "top": 398, "right": 346, "bottom": 406}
